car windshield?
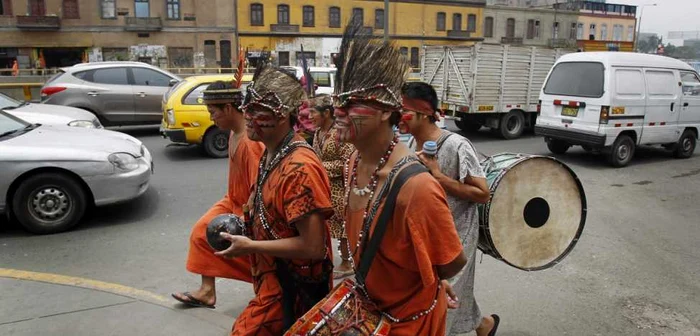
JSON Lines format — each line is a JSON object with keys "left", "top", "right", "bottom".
{"left": 0, "top": 110, "right": 32, "bottom": 138}
{"left": 0, "top": 93, "right": 22, "bottom": 109}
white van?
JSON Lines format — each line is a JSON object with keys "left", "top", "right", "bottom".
{"left": 535, "top": 52, "right": 700, "bottom": 167}
{"left": 280, "top": 66, "right": 336, "bottom": 95}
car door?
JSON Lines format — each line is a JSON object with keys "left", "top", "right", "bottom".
{"left": 679, "top": 71, "right": 700, "bottom": 135}
{"left": 641, "top": 69, "right": 681, "bottom": 144}
{"left": 129, "top": 67, "right": 175, "bottom": 124}
{"left": 88, "top": 67, "right": 134, "bottom": 124}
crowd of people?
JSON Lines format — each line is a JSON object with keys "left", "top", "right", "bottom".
{"left": 171, "top": 22, "right": 501, "bottom": 336}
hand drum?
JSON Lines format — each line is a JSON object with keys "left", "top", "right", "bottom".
{"left": 206, "top": 214, "right": 245, "bottom": 251}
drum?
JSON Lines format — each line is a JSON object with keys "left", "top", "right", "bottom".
{"left": 478, "top": 153, "right": 586, "bottom": 271}
{"left": 286, "top": 279, "right": 391, "bottom": 336}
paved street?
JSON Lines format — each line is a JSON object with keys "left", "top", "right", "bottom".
{"left": 1, "top": 122, "right": 699, "bottom": 336}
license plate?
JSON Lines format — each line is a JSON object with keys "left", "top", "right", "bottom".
{"left": 562, "top": 106, "right": 579, "bottom": 117}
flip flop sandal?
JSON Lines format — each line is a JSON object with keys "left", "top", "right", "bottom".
{"left": 171, "top": 292, "right": 216, "bottom": 309}
{"left": 488, "top": 314, "right": 501, "bottom": 336}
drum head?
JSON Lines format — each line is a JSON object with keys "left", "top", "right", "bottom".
{"left": 487, "top": 156, "right": 585, "bottom": 270}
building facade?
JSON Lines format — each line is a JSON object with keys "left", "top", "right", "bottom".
{"left": 483, "top": 5, "right": 579, "bottom": 49}
{"left": 554, "top": 0, "right": 637, "bottom": 52}
{"left": 237, "top": 0, "right": 486, "bottom": 69}
{"left": 0, "top": 0, "right": 237, "bottom": 72}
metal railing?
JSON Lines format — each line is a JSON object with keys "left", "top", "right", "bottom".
{"left": 0, "top": 83, "right": 44, "bottom": 101}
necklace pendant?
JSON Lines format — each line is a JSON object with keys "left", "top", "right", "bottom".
{"left": 353, "top": 186, "right": 370, "bottom": 197}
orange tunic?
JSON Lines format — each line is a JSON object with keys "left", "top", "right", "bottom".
{"left": 186, "top": 132, "right": 265, "bottom": 283}
{"left": 232, "top": 135, "right": 334, "bottom": 336}
{"left": 345, "top": 159, "right": 464, "bottom": 336}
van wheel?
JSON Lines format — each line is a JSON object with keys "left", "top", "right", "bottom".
{"left": 500, "top": 110, "right": 525, "bottom": 139}
{"left": 547, "top": 139, "right": 571, "bottom": 154}
{"left": 12, "top": 173, "right": 87, "bottom": 234}
{"left": 673, "top": 130, "right": 697, "bottom": 159}
{"left": 201, "top": 127, "right": 229, "bottom": 158}
{"left": 456, "top": 118, "right": 482, "bottom": 133}
{"left": 608, "top": 134, "right": 635, "bottom": 167}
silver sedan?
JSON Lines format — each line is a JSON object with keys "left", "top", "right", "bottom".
{"left": 1, "top": 92, "right": 103, "bottom": 129}
{"left": 0, "top": 110, "right": 153, "bottom": 234}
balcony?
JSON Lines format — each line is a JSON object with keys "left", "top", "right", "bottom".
{"left": 447, "top": 30, "right": 471, "bottom": 38}
{"left": 549, "top": 38, "right": 578, "bottom": 48}
{"left": 125, "top": 17, "right": 162, "bottom": 32}
{"left": 270, "top": 24, "right": 300, "bottom": 33}
{"left": 16, "top": 15, "right": 61, "bottom": 31}
{"left": 501, "top": 37, "right": 524, "bottom": 45}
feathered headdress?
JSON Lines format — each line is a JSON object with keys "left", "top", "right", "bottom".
{"left": 242, "top": 63, "right": 305, "bottom": 118}
{"left": 333, "top": 21, "right": 410, "bottom": 111}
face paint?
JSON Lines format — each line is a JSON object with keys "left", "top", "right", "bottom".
{"left": 245, "top": 107, "right": 276, "bottom": 140}
{"left": 334, "top": 104, "right": 377, "bottom": 143}
{"left": 398, "top": 112, "right": 414, "bottom": 134}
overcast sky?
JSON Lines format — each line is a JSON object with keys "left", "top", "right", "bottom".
{"left": 622, "top": 0, "right": 700, "bottom": 45}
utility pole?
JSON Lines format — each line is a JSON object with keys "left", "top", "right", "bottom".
{"left": 635, "top": 4, "right": 657, "bottom": 52}
{"left": 384, "top": 0, "right": 389, "bottom": 42}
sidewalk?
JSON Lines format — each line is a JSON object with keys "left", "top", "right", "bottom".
{"left": 0, "top": 278, "right": 232, "bottom": 336}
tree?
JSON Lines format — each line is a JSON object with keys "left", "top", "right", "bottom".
{"left": 637, "top": 35, "right": 660, "bottom": 53}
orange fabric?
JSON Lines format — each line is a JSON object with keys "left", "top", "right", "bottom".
{"left": 345, "top": 161, "right": 464, "bottom": 336}
{"left": 186, "top": 133, "right": 265, "bottom": 281}
{"left": 231, "top": 135, "right": 335, "bottom": 336}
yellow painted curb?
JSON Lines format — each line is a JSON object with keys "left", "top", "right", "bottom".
{"left": 0, "top": 268, "right": 170, "bottom": 307}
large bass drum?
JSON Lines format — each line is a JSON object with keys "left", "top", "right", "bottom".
{"left": 477, "top": 153, "right": 586, "bottom": 271}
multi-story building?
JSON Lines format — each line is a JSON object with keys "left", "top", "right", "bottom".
{"left": 0, "top": 0, "right": 237, "bottom": 72}
{"left": 554, "top": 0, "right": 637, "bottom": 52}
{"left": 483, "top": 5, "right": 579, "bottom": 48}
{"left": 236, "top": 0, "right": 486, "bottom": 69}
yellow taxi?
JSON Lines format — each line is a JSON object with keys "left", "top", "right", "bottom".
{"left": 160, "top": 74, "right": 252, "bottom": 158}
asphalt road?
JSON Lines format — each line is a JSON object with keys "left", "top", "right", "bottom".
{"left": 1, "top": 122, "right": 699, "bottom": 336}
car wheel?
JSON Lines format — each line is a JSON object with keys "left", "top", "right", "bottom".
{"left": 608, "top": 134, "right": 635, "bottom": 167}
{"left": 500, "top": 110, "right": 525, "bottom": 139}
{"left": 547, "top": 139, "right": 571, "bottom": 155}
{"left": 201, "top": 127, "right": 229, "bottom": 158}
{"left": 11, "top": 173, "right": 87, "bottom": 234}
{"left": 673, "top": 130, "right": 696, "bottom": 159}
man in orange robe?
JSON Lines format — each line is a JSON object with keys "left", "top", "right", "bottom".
{"left": 172, "top": 81, "right": 265, "bottom": 309}
{"left": 215, "top": 65, "right": 334, "bottom": 335}
{"left": 332, "top": 23, "right": 468, "bottom": 335}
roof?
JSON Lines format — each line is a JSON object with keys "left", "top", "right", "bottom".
{"left": 558, "top": 52, "right": 695, "bottom": 71}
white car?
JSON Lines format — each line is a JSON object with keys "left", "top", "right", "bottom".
{"left": 0, "top": 92, "right": 102, "bottom": 129}
{"left": 281, "top": 66, "right": 336, "bottom": 95}
{"left": 0, "top": 110, "right": 152, "bottom": 234}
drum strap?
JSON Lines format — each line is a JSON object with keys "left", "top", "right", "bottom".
{"left": 355, "top": 162, "right": 429, "bottom": 288}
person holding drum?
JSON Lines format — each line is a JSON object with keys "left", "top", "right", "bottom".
{"left": 328, "top": 22, "right": 468, "bottom": 335}
{"left": 172, "top": 81, "right": 264, "bottom": 309}
{"left": 214, "top": 64, "right": 335, "bottom": 335}
{"left": 399, "top": 82, "right": 501, "bottom": 336}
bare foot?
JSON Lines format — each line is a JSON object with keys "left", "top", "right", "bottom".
{"left": 172, "top": 286, "right": 216, "bottom": 308}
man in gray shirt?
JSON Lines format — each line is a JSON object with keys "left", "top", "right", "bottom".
{"left": 399, "top": 82, "right": 500, "bottom": 336}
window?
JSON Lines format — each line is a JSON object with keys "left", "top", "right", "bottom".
{"left": 29, "top": 0, "right": 45, "bottom": 15}
{"left": 63, "top": 0, "right": 79, "bottom": 19}
{"left": 589, "top": 24, "right": 596, "bottom": 40}
{"left": 453, "top": 13, "right": 462, "bottom": 31}
{"left": 132, "top": 68, "right": 171, "bottom": 87}
{"left": 375, "top": 9, "right": 384, "bottom": 29}
{"left": 484, "top": 17, "right": 493, "bottom": 37}
{"left": 410, "top": 47, "right": 419, "bottom": 68}
{"left": 527, "top": 19, "right": 535, "bottom": 39}
{"left": 250, "top": 3, "right": 263, "bottom": 26}
{"left": 352, "top": 8, "right": 363, "bottom": 26}
{"left": 577, "top": 23, "right": 584, "bottom": 39}
{"left": 506, "top": 18, "right": 515, "bottom": 38}
{"left": 615, "top": 69, "right": 644, "bottom": 97}
{"left": 166, "top": 0, "right": 179, "bottom": 19}
{"left": 399, "top": 47, "right": 408, "bottom": 59}
{"left": 92, "top": 68, "right": 129, "bottom": 85}
{"left": 535, "top": 20, "right": 540, "bottom": 38}
{"left": 183, "top": 83, "right": 209, "bottom": 105}
{"left": 681, "top": 71, "right": 700, "bottom": 97}
{"left": 311, "top": 71, "right": 331, "bottom": 87}
{"left": 600, "top": 24, "right": 608, "bottom": 40}
{"left": 0, "top": 0, "right": 13, "bottom": 15}
{"left": 436, "top": 12, "right": 446, "bottom": 31}
{"left": 278, "top": 51, "right": 290, "bottom": 66}
{"left": 645, "top": 70, "right": 677, "bottom": 97}
{"left": 135, "top": 0, "right": 149, "bottom": 18}
{"left": 467, "top": 14, "right": 476, "bottom": 32}
{"left": 627, "top": 26, "right": 635, "bottom": 42}
{"left": 553, "top": 21, "right": 559, "bottom": 39}
{"left": 329, "top": 7, "right": 340, "bottom": 28}
{"left": 277, "top": 4, "right": 289, "bottom": 24}
{"left": 613, "top": 24, "right": 623, "bottom": 41}
{"left": 544, "top": 62, "right": 605, "bottom": 98}
{"left": 303, "top": 6, "right": 314, "bottom": 27}
{"left": 570, "top": 22, "right": 577, "bottom": 40}
{"left": 101, "top": 0, "right": 115, "bottom": 18}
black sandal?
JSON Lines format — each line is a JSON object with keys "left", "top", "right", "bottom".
{"left": 171, "top": 292, "right": 216, "bottom": 309}
{"left": 488, "top": 314, "right": 500, "bottom": 336}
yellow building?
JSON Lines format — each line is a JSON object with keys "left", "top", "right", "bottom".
{"left": 237, "top": 0, "right": 485, "bottom": 68}
{"left": 554, "top": 0, "right": 637, "bottom": 52}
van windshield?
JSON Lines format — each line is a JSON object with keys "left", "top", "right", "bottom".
{"left": 544, "top": 62, "right": 605, "bottom": 98}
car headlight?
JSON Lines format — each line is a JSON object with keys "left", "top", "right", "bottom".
{"left": 108, "top": 153, "right": 139, "bottom": 171}
{"left": 167, "top": 109, "right": 175, "bottom": 125}
{"left": 68, "top": 120, "right": 97, "bottom": 128}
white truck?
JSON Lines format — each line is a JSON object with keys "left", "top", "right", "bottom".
{"left": 420, "top": 43, "right": 572, "bottom": 139}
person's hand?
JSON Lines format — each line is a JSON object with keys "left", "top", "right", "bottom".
{"left": 214, "top": 233, "right": 254, "bottom": 258}
{"left": 417, "top": 151, "right": 440, "bottom": 175}
{"left": 442, "top": 279, "right": 460, "bottom": 309}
